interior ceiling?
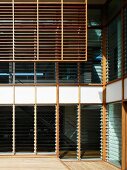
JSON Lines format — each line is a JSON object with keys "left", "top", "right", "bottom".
{"left": 88, "top": 0, "right": 107, "bottom": 4}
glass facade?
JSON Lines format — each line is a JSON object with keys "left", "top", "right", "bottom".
{"left": 82, "top": 29, "right": 102, "bottom": 84}
{"left": 59, "top": 105, "right": 77, "bottom": 159}
{"left": 0, "top": 62, "right": 103, "bottom": 84}
{"left": 107, "top": 103, "right": 122, "bottom": 168}
{"left": 81, "top": 105, "right": 102, "bottom": 159}
{"left": 107, "top": 15, "right": 122, "bottom": 82}
{"left": 0, "top": 0, "right": 126, "bottom": 168}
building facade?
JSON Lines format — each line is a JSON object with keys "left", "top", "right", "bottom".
{"left": 0, "top": 0, "right": 126, "bottom": 170}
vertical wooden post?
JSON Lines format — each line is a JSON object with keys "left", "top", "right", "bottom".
{"left": 77, "top": 61, "right": 81, "bottom": 160}
{"left": 61, "top": 0, "right": 63, "bottom": 60}
{"left": 56, "top": 85, "right": 59, "bottom": 158}
{"left": 121, "top": 2, "right": 126, "bottom": 169}
{"left": 102, "top": 27, "right": 107, "bottom": 161}
{"left": 85, "top": 0, "right": 87, "bottom": 61}
{"left": 125, "top": 102, "right": 127, "bottom": 170}
{"left": 12, "top": 3, "right": 15, "bottom": 150}
{"left": 122, "top": 102, "right": 126, "bottom": 170}
{"left": 34, "top": 64, "right": 37, "bottom": 154}
{"left": 33, "top": 0, "right": 38, "bottom": 154}
{"left": 77, "top": 86, "right": 81, "bottom": 160}
{"left": 56, "top": 62, "right": 59, "bottom": 158}
{"left": 12, "top": 0, "right": 14, "bottom": 61}
{"left": 13, "top": 102, "right": 15, "bottom": 155}
{"left": 37, "top": 0, "right": 39, "bottom": 60}
{"left": 13, "top": 62, "right": 15, "bottom": 154}
{"left": 34, "top": 103, "right": 37, "bottom": 154}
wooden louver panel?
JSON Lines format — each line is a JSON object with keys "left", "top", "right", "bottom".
{"left": 0, "top": 4, "right": 13, "bottom": 60}
{"left": 0, "top": 1, "right": 87, "bottom": 61}
{"left": 39, "top": 4, "right": 61, "bottom": 60}
{"left": 63, "top": 4, "right": 87, "bottom": 60}
{"left": 14, "top": 4, "right": 37, "bottom": 60}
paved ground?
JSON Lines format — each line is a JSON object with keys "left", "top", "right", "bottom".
{"left": 0, "top": 158, "right": 120, "bottom": 170}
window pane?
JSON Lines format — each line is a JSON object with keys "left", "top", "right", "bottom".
{"left": 37, "top": 106, "right": 55, "bottom": 152}
{"left": 80, "top": 29, "right": 102, "bottom": 84}
{"left": 0, "top": 106, "right": 12, "bottom": 152}
{"left": 15, "top": 106, "right": 34, "bottom": 152}
{"left": 36, "top": 63, "right": 56, "bottom": 83}
{"left": 107, "top": 103, "right": 122, "bottom": 168}
{"left": 59, "top": 105, "right": 77, "bottom": 159}
{"left": 59, "top": 63, "right": 78, "bottom": 83}
{"left": 81, "top": 105, "right": 102, "bottom": 159}
{"left": 0, "top": 62, "right": 13, "bottom": 84}
{"left": 107, "top": 15, "right": 122, "bottom": 81}
{"left": 15, "top": 62, "right": 34, "bottom": 84}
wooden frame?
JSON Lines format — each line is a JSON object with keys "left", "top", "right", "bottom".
{"left": 56, "top": 85, "right": 59, "bottom": 158}
{"left": 77, "top": 86, "right": 81, "bottom": 160}
{"left": 125, "top": 102, "right": 127, "bottom": 170}
{"left": 56, "top": 63, "right": 59, "bottom": 158}
{"left": 102, "top": 27, "right": 107, "bottom": 161}
{"left": 0, "top": 0, "right": 87, "bottom": 62}
{"left": 34, "top": 86, "right": 37, "bottom": 154}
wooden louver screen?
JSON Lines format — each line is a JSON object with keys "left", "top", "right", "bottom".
{"left": 14, "top": 4, "right": 37, "bottom": 60}
{"left": 0, "top": 4, "right": 13, "bottom": 60}
{"left": 63, "top": 4, "right": 86, "bottom": 60}
{"left": 0, "top": 1, "right": 87, "bottom": 61}
{"left": 39, "top": 4, "right": 61, "bottom": 60}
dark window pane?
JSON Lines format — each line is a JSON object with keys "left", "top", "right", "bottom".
{"left": 88, "top": 9, "right": 102, "bottom": 26}
{"left": 81, "top": 105, "right": 101, "bottom": 159}
{"left": 107, "top": 0, "right": 121, "bottom": 21}
{"left": 0, "top": 62, "right": 13, "bottom": 84}
{"left": 36, "top": 63, "right": 56, "bottom": 83}
{"left": 59, "top": 105, "right": 77, "bottom": 159}
{"left": 15, "top": 106, "right": 34, "bottom": 152}
{"left": 81, "top": 29, "right": 102, "bottom": 84}
{"left": 37, "top": 106, "right": 55, "bottom": 152}
{"left": 107, "top": 15, "right": 122, "bottom": 81}
{"left": 15, "top": 63, "right": 34, "bottom": 84}
{"left": 0, "top": 106, "right": 12, "bottom": 152}
{"left": 59, "top": 63, "right": 78, "bottom": 83}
